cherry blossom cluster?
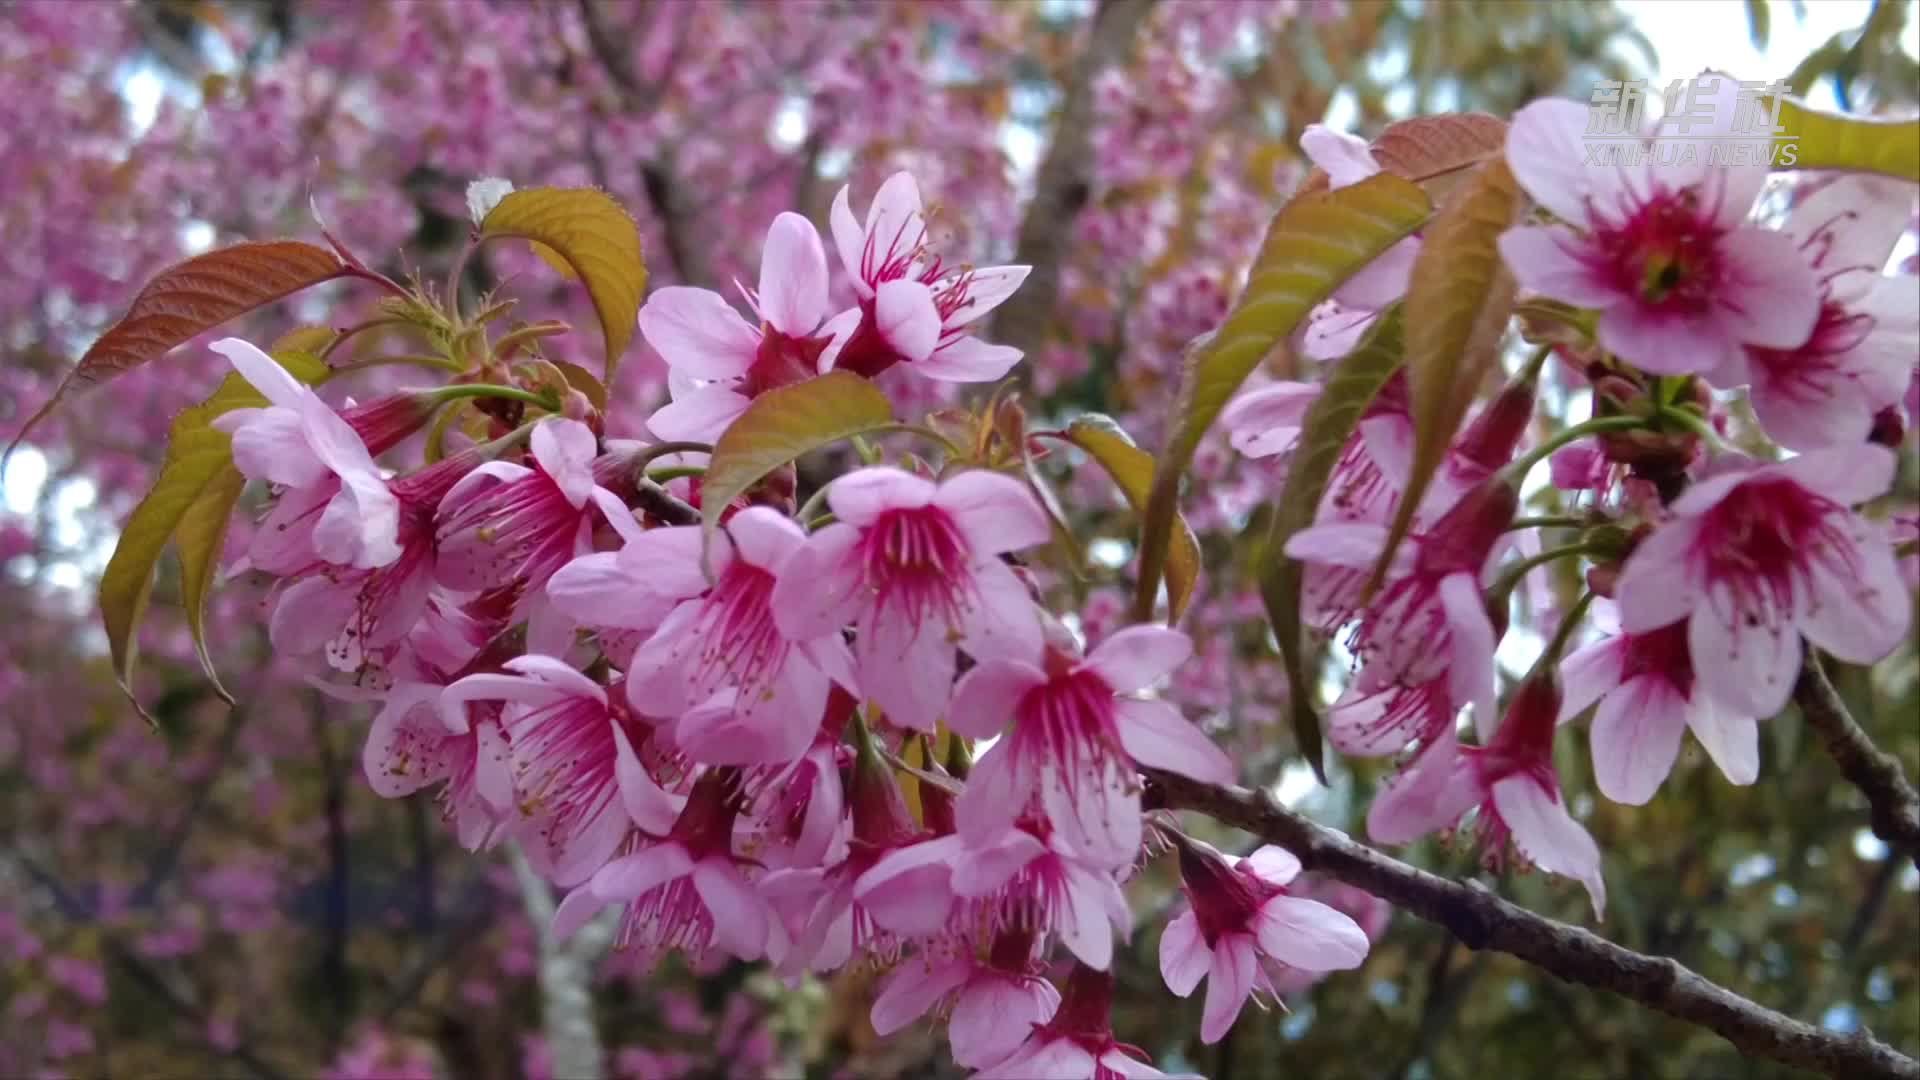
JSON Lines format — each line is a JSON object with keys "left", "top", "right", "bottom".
{"left": 1233, "top": 72, "right": 1916, "bottom": 919}
{"left": 203, "top": 169, "right": 1378, "bottom": 1077}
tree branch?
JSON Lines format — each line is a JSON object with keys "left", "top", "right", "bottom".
{"left": 1795, "top": 653, "right": 1920, "bottom": 872}
{"left": 1147, "top": 770, "right": 1920, "bottom": 1080}
{"left": 989, "top": 0, "right": 1157, "bottom": 356}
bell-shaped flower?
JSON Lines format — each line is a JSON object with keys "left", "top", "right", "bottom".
{"left": 210, "top": 337, "right": 401, "bottom": 569}
{"left": 771, "top": 466, "right": 1048, "bottom": 733}
{"left": 1368, "top": 673, "right": 1607, "bottom": 918}
{"left": 639, "top": 212, "right": 859, "bottom": 443}
{"left": 827, "top": 171, "right": 1030, "bottom": 382}
{"left": 1497, "top": 73, "right": 1819, "bottom": 378}
{"left": 946, "top": 625, "right": 1234, "bottom": 868}
{"left": 977, "top": 966, "right": 1200, "bottom": 1080}
{"left": 870, "top": 929, "right": 1060, "bottom": 1071}
{"left": 1159, "top": 840, "right": 1369, "bottom": 1043}
{"left": 1613, "top": 444, "right": 1908, "bottom": 718}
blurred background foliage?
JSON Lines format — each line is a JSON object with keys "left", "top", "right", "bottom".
{"left": 0, "top": 1, "right": 1915, "bottom": 1078}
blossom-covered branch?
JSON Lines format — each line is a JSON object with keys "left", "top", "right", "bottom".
{"left": 1148, "top": 770, "right": 1920, "bottom": 1080}
{"left": 1795, "top": 655, "right": 1920, "bottom": 872}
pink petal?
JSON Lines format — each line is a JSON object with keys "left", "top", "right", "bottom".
{"left": 1222, "top": 382, "right": 1321, "bottom": 458}
{"left": 1299, "top": 124, "right": 1379, "bottom": 188}
{"left": 1241, "top": 845, "right": 1303, "bottom": 886}
{"left": 1114, "top": 698, "right": 1232, "bottom": 783}
{"left": 1158, "top": 910, "right": 1209, "bottom": 997}
{"left": 693, "top": 859, "right": 770, "bottom": 960}
{"left": 829, "top": 184, "right": 870, "bottom": 298}
{"left": 613, "top": 723, "right": 681, "bottom": 834}
{"left": 1714, "top": 228, "right": 1822, "bottom": 350}
{"left": 1685, "top": 694, "right": 1760, "bottom": 786}
{"left": 869, "top": 957, "right": 970, "bottom": 1036}
{"left": 1333, "top": 236, "right": 1418, "bottom": 310}
{"left": 1196, "top": 935, "right": 1255, "bottom": 1044}
{"left": 1041, "top": 763, "right": 1141, "bottom": 871}
{"left": 1503, "top": 99, "right": 1605, "bottom": 224}
{"left": 550, "top": 885, "right": 610, "bottom": 941}
{"left": 1490, "top": 776, "right": 1606, "bottom": 919}
{"left": 724, "top": 505, "right": 807, "bottom": 571}
{"left": 226, "top": 408, "right": 329, "bottom": 488}
{"left": 949, "top": 974, "right": 1059, "bottom": 1070}
{"left": 211, "top": 337, "right": 309, "bottom": 408}
{"left": 874, "top": 279, "right": 941, "bottom": 363}
{"left": 950, "top": 828, "right": 1047, "bottom": 897}
{"left": 1590, "top": 675, "right": 1688, "bottom": 805}
{"left": 1558, "top": 636, "right": 1628, "bottom": 723}
{"left": 954, "top": 743, "right": 1033, "bottom": 844}
{"left": 675, "top": 692, "right": 815, "bottom": 767}
{"left": 1365, "top": 731, "right": 1481, "bottom": 845}
{"left": 770, "top": 523, "right": 864, "bottom": 641}
{"left": 314, "top": 474, "right": 402, "bottom": 569}
{"left": 933, "top": 469, "right": 1052, "bottom": 556}
{"left": 939, "top": 264, "right": 1029, "bottom": 329}
{"left": 1055, "top": 863, "right": 1121, "bottom": 970}
{"left": 1498, "top": 227, "right": 1619, "bottom": 308}
{"left": 590, "top": 844, "right": 693, "bottom": 901}
{"left": 615, "top": 525, "right": 711, "bottom": 599}
{"left": 531, "top": 419, "right": 599, "bottom": 508}
{"left": 913, "top": 335, "right": 1023, "bottom": 381}
{"left": 1081, "top": 625, "right": 1192, "bottom": 694}
{"left": 947, "top": 658, "right": 1047, "bottom": 740}
{"left": 1256, "top": 896, "right": 1371, "bottom": 970}
{"left": 856, "top": 602, "right": 955, "bottom": 734}
{"left": 361, "top": 687, "right": 451, "bottom": 798}
{"left": 758, "top": 212, "right": 830, "bottom": 337}
{"left": 957, "top": 557, "right": 1044, "bottom": 666}
{"left": 826, "top": 466, "right": 936, "bottom": 525}
{"left": 1284, "top": 523, "right": 1395, "bottom": 572}
{"left": 1801, "top": 526, "right": 1910, "bottom": 665}
{"left": 504, "top": 653, "right": 606, "bottom": 702}
{"left": 636, "top": 287, "right": 760, "bottom": 379}
{"left": 813, "top": 306, "right": 864, "bottom": 373}
{"left": 547, "top": 553, "right": 675, "bottom": 630}
{"left": 1775, "top": 444, "right": 1896, "bottom": 508}
{"left": 1437, "top": 572, "right": 1497, "bottom": 726}
{"left": 1687, "top": 586, "right": 1800, "bottom": 718}
{"left": 1597, "top": 303, "right": 1736, "bottom": 378}
{"left": 1613, "top": 517, "right": 1703, "bottom": 635}
{"left": 856, "top": 835, "right": 962, "bottom": 936}
{"left": 645, "top": 385, "right": 752, "bottom": 444}
{"left": 862, "top": 171, "right": 924, "bottom": 276}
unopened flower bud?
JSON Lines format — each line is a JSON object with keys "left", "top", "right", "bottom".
{"left": 342, "top": 390, "right": 444, "bottom": 455}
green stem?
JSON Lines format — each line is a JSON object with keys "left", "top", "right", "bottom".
{"left": 431, "top": 383, "right": 559, "bottom": 411}
{"left": 1518, "top": 343, "right": 1554, "bottom": 383}
{"left": 1654, "top": 404, "right": 1728, "bottom": 452}
{"left": 629, "top": 441, "right": 712, "bottom": 474}
{"left": 645, "top": 465, "right": 705, "bottom": 483}
{"left": 1500, "top": 415, "right": 1649, "bottom": 485}
{"left": 1488, "top": 541, "right": 1608, "bottom": 606}
{"left": 796, "top": 480, "right": 835, "bottom": 526}
{"left": 1535, "top": 590, "right": 1597, "bottom": 674}
{"left": 1506, "top": 514, "right": 1589, "bottom": 532}
{"left": 445, "top": 233, "right": 481, "bottom": 325}
{"left": 492, "top": 321, "right": 570, "bottom": 360}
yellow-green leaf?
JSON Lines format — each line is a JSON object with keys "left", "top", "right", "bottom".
{"left": 701, "top": 373, "right": 895, "bottom": 539}
{"left": 481, "top": 187, "right": 646, "bottom": 379}
{"left": 100, "top": 350, "right": 330, "bottom": 722}
{"left": 1258, "top": 310, "right": 1405, "bottom": 783}
{"left": 1776, "top": 95, "right": 1920, "bottom": 182}
{"left": 1133, "top": 172, "right": 1430, "bottom": 621}
{"left": 1064, "top": 414, "right": 1203, "bottom": 623}
{"left": 1371, "top": 158, "right": 1523, "bottom": 590}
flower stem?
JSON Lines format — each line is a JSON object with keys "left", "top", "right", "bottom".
{"left": 1534, "top": 590, "right": 1596, "bottom": 675}
{"left": 1506, "top": 514, "right": 1589, "bottom": 532}
{"left": 1500, "top": 415, "right": 1649, "bottom": 485}
{"left": 432, "top": 383, "right": 560, "bottom": 411}
{"left": 645, "top": 465, "right": 705, "bottom": 483}
{"left": 1487, "top": 541, "right": 1608, "bottom": 606}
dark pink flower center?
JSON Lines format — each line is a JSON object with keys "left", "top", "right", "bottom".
{"left": 1015, "top": 668, "right": 1125, "bottom": 802}
{"left": 1588, "top": 186, "right": 1726, "bottom": 313}
{"left": 689, "top": 561, "right": 786, "bottom": 698}
{"left": 1621, "top": 621, "right": 1695, "bottom": 695}
{"left": 1696, "top": 475, "right": 1857, "bottom": 628}
{"left": 860, "top": 504, "right": 975, "bottom": 629}
{"left": 1744, "top": 298, "right": 1875, "bottom": 401}
{"left": 1178, "top": 842, "right": 1280, "bottom": 947}
{"left": 744, "top": 327, "right": 831, "bottom": 397}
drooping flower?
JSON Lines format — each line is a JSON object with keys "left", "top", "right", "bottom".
{"left": 1325, "top": 667, "right": 1454, "bottom": 757}
{"left": 870, "top": 929, "right": 1061, "bottom": 1071}
{"left": 210, "top": 337, "right": 401, "bottom": 569}
{"left": 1368, "top": 673, "right": 1607, "bottom": 917}
{"left": 621, "top": 507, "right": 859, "bottom": 765}
{"left": 1158, "top": 840, "right": 1368, "bottom": 1043}
{"left": 1293, "top": 124, "right": 1422, "bottom": 358}
{"left": 638, "top": 212, "right": 858, "bottom": 443}
{"left": 1612, "top": 444, "right": 1908, "bottom": 718}
{"left": 827, "top": 171, "right": 1030, "bottom": 382}
{"left": 551, "top": 768, "right": 774, "bottom": 969}
{"left": 435, "top": 419, "right": 637, "bottom": 652}
{"left": 945, "top": 625, "right": 1234, "bottom": 867}
{"left": 771, "top": 466, "right": 1048, "bottom": 733}
{"left": 976, "top": 966, "right": 1199, "bottom": 1080}
{"left": 1498, "top": 73, "right": 1819, "bottom": 378}
{"left": 1558, "top": 602, "right": 1759, "bottom": 805}
{"left": 1723, "top": 175, "right": 1919, "bottom": 450}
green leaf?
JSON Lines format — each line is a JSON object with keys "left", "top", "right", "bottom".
{"left": 9, "top": 241, "right": 346, "bottom": 453}
{"left": 1133, "top": 172, "right": 1431, "bottom": 620}
{"left": 1776, "top": 95, "right": 1920, "bottom": 182}
{"left": 1370, "top": 158, "right": 1523, "bottom": 590}
{"left": 551, "top": 360, "right": 609, "bottom": 413}
{"left": 700, "top": 373, "right": 895, "bottom": 539}
{"left": 100, "top": 350, "right": 330, "bottom": 722}
{"left": 1746, "top": 0, "right": 1770, "bottom": 49}
{"left": 1064, "top": 414, "right": 1202, "bottom": 623}
{"left": 481, "top": 187, "right": 647, "bottom": 379}
{"left": 1257, "top": 311, "right": 1405, "bottom": 783}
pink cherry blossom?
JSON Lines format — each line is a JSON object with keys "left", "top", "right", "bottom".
{"left": 1498, "top": 74, "right": 1820, "bottom": 378}
{"left": 434, "top": 419, "right": 636, "bottom": 652}
{"left": 770, "top": 466, "right": 1049, "bottom": 732}
{"left": 1725, "top": 175, "right": 1919, "bottom": 450}
{"left": 621, "top": 508, "right": 859, "bottom": 765}
{"left": 869, "top": 929, "right": 1060, "bottom": 1070}
{"left": 1159, "top": 840, "right": 1368, "bottom": 1043}
{"left": 827, "top": 171, "right": 1030, "bottom": 382}
{"left": 1294, "top": 124, "right": 1420, "bottom": 355}
{"left": 1368, "top": 675, "right": 1607, "bottom": 918}
{"left": 945, "top": 625, "right": 1234, "bottom": 867}
{"left": 550, "top": 768, "right": 774, "bottom": 968}
{"left": 1326, "top": 668, "right": 1453, "bottom": 757}
{"left": 638, "top": 212, "right": 858, "bottom": 443}
{"left": 210, "top": 337, "right": 401, "bottom": 569}
{"left": 1557, "top": 602, "right": 1760, "bottom": 805}
{"left": 356, "top": 653, "right": 513, "bottom": 852}
{"left": 1613, "top": 444, "right": 1909, "bottom": 718}
{"left": 976, "top": 966, "right": 1197, "bottom": 1080}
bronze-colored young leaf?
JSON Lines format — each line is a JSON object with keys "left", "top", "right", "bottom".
{"left": 1368, "top": 113, "right": 1511, "bottom": 183}
{"left": 1257, "top": 310, "right": 1405, "bottom": 783}
{"left": 99, "top": 350, "right": 330, "bottom": 722}
{"left": 1133, "top": 172, "right": 1430, "bottom": 621}
{"left": 700, "top": 372, "right": 895, "bottom": 538}
{"left": 1776, "top": 95, "right": 1920, "bottom": 182}
{"left": 481, "top": 187, "right": 646, "bottom": 379}
{"left": 1370, "top": 158, "right": 1523, "bottom": 590}
{"left": 1064, "top": 414, "right": 1202, "bottom": 623}
{"left": 10, "top": 241, "right": 346, "bottom": 452}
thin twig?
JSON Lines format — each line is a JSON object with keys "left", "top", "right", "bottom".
{"left": 1795, "top": 653, "right": 1920, "bottom": 872}
{"left": 1148, "top": 769, "right": 1920, "bottom": 1080}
